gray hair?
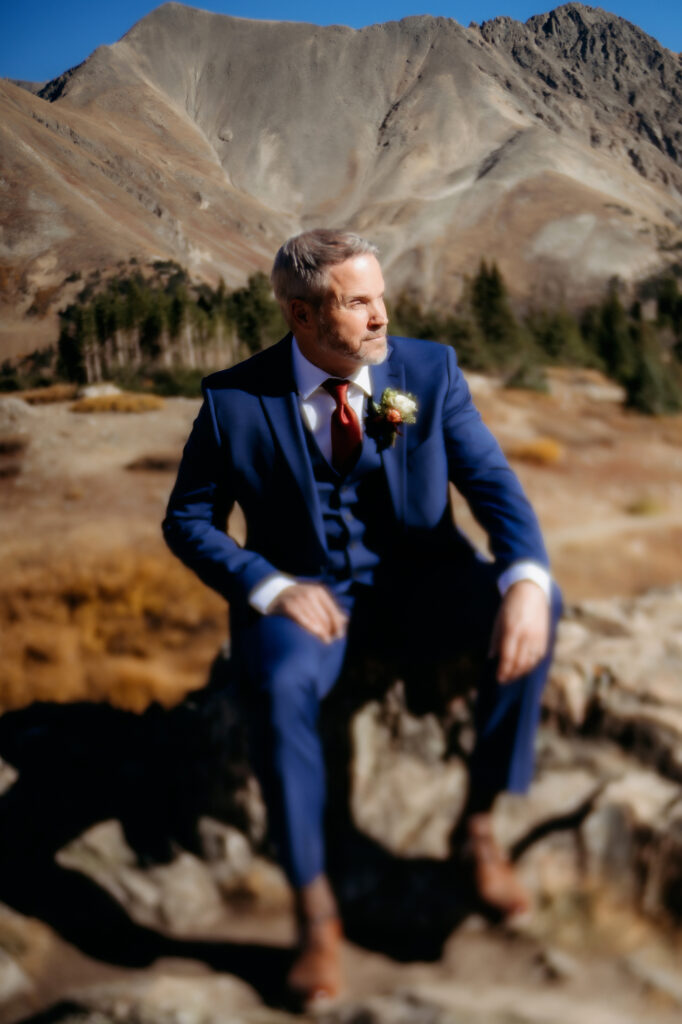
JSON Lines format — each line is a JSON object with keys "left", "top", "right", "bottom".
{"left": 271, "top": 229, "right": 379, "bottom": 317}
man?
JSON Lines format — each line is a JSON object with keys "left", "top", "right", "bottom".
{"left": 163, "top": 229, "right": 561, "bottom": 1006}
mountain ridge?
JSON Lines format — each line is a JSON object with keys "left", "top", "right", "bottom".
{"left": 2, "top": 3, "right": 682, "bottom": 357}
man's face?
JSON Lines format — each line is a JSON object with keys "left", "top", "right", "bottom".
{"left": 303, "top": 254, "right": 389, "bottom": 376}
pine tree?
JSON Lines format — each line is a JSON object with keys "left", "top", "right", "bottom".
{"left": 470, "top": 261, "right": 526, "bottom": 368}
{"left": 625, "top": 321, "right": 682, "bottom": 414}
{"left": 527, "top": 308, "right": 592, "bottom": 366}
{"left": 594, "top": 286, "right": 636, "bottom": 383}
{"left": 226, "top": 272, "right": 284, "bottom": 353}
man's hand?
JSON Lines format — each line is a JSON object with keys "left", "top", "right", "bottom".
{"left": 269, "top": 583, "right": 348, "bottom": 644}
{"left": 488, "top": 580, "right": 550, "bottom": 684}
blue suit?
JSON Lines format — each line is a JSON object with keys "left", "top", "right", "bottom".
{"left": 163, "top": 334, "right": 561, "bottom": 884}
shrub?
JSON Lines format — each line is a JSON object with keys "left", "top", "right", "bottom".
{"left": 18, "top": 384, "right": 77, "bottom": 404}
{"left": 505, "top": 437, "right": 564, "bottom": 466}
{"left": 146, "top": 367, "right": 205, "bottom": 397}
{"left": 504, "top": 358, "right": 549, "bottom": 393}
{"left": 625, "top": 495, "right": 667, "bottom": 516}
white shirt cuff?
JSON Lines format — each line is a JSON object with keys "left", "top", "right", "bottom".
{"left": 249, "top": 573, "right": 297, "bottom": 614}
{"left": 497, "top": 561, "right": 551, "bottom": 602}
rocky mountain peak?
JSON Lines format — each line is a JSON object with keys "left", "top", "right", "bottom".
{"left": 479, "top": 3, "right": 682, "bottom": 173}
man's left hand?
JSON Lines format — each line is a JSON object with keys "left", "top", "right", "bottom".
{"left": 488, "top": 580, "right": 550, "bottom": 684}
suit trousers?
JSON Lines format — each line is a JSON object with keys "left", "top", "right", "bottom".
{"left": 235, "top": 555, "right": 563, "bottom": 887}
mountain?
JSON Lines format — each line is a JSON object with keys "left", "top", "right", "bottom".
{"left": 2, "top": 2, "right": 682, "bottom": 357}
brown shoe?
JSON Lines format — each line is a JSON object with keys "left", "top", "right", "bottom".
{"left": 286, "top": 916, "right": 344, "bottom": 1008}
{"left": 463, "top": 814, "right": 531, "bottom": 918}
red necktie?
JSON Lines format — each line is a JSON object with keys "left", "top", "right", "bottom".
{"left": 323, "top": 378, "right": 363, "bottom": 474}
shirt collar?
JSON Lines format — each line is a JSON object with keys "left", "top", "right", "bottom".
{"left": 291, "top": 335, "right": 372, "bottom": 400}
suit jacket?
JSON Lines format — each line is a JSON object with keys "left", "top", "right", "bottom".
{"left": 162, "top": 333, "right": 548, "bottom": 607}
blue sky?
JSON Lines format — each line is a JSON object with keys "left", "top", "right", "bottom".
{"left": 2, "top": 1, "right": 681, "bottom": 83}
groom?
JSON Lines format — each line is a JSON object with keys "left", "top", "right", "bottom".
{"left": 163, "top": 229, "right": 561, "bottom": 1004}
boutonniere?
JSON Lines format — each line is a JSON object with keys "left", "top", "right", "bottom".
{"left": 366, "top": 387, "right": 418, "bottom": 449}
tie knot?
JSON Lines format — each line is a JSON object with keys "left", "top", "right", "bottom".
{"left": 323, "top": 378, "right": 350, "bottom": 405}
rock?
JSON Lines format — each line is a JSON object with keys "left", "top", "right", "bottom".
{"left": 0, "top": 948, "right": 34, "bottom": 1012}
{"left": 57, "top": 821, "right": 164, "bottom": 928}
{"left": 0, "top": 757, "right": 18, "bottom": 796}
{"left": 581, "top": 803, "right": 638, "bottom": 893}
{"left": 494, "top": 767, "right": 600, "bottom": 849}
{"left": 58, "top": 822, "right": 228, "bottom": 935}
{"left": 548, "top": 586, "right": 682, "bottom": 781}
{"left": 350, "top": 690, "right": 468, "bottom": 859}
{"left": 624, "top": 948, "right": 682, "bottom": 1007}
{"left": 198, "top": 818, "right": 254, "bottom": 877}
{"left": 535, "top": 946, "right": 580, "bottom": 981}
{"left": 0, "top": 397, "right": 36, "bottom": 433}
{"left": 317, "top": 994, "right": 458, "bottom": 1024}
{"left": 596, "top": 772, "right": 680, "bottom": 829}
{"left": 77, "top": 383, "right": 123, "bottom": 398}
{"left": 149, "top": 853, "right": 225, "bottom": 934}
{"left": 517, "top": 829, "right": 585, "bottom": 907}
{"left": 69, "top": 974, "right": 262, "bottom": 1024}
{"left": 540, "top": 663, "right": 591, "bottom": 726}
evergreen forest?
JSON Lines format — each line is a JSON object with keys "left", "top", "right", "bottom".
{"left": 3, "top": 257, "right": 682, "bottom": 416}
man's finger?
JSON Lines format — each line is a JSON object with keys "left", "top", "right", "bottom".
{"left": 318, "top": 588, "right": 348, "bottom": 638}
{"left": 288, "top": 599, "right": 325, "bottom": 639}
{"left": 306, "top": 585, "right": 346, "bottom": 640}
{"left": 272, "top": 583, "right": 346, "bottom": 643}
{"left": 496, "top": 627, "right": 523, "bottom": 683}
{"left": 270, "top": 586, "right": 326, "bottom": 639}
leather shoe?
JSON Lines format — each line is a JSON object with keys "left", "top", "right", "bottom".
{"left": 286, "top": 915, "right": 344, "bottom": 1008}
{"left": 463, "top": 814, "right": 530, "bottom": 917}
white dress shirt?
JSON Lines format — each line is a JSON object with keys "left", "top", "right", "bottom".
{"left": 248, "top": 338, "right": 550, "bottom": 613}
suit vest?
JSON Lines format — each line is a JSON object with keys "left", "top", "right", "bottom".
{"left": 303, "top": 427, "right": 394, "bottom": 592}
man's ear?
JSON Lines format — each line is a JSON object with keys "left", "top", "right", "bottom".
{"left": 290, "top": 298, "right": 312, "bottom": 331}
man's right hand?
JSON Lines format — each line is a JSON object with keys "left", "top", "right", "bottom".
{"left": 268, "top": 583, "right": 348, "bottom": 643}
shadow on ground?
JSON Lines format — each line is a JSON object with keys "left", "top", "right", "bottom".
{"left": 0, "top": 654, "right": 487, "bottom": 1008}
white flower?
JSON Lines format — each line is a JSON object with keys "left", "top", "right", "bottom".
{"left": 390, "top": 392, "right": 418, "bottom": 418}
{"left": 381, "top": 388, "right": 418, "bottom": 423}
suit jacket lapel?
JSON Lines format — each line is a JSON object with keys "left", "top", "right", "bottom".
{"left": 370, "top": 340, "right": 406, "bottom": 524}
{"left": 259, "top": 336, "right": 327, "bottom": 556}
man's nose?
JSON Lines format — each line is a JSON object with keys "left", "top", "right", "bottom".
{"left": 369, "top": 299, "right": 388, "bottom": 326}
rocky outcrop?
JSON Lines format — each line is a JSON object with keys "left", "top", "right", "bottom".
{"left": 2, "top": 587, "right": 681, "bottom": 937}
{"left": 1, "top": 586, "right": 682, "bottom": 1023}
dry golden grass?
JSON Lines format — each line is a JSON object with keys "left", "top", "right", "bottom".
{"left": 18, "top": 384, "right": 78, "bottom": 404}
{"left": 625, "top": 495, "right": 667, "bottom": 517}
{"left": 506, "top": 437, "right": 565, "bottom": 466}
{"left": 71, "top": 393, "right": 165, "bottom": 413}
{"left": 0, "top": 547, "right": 225, "bottom": 713}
